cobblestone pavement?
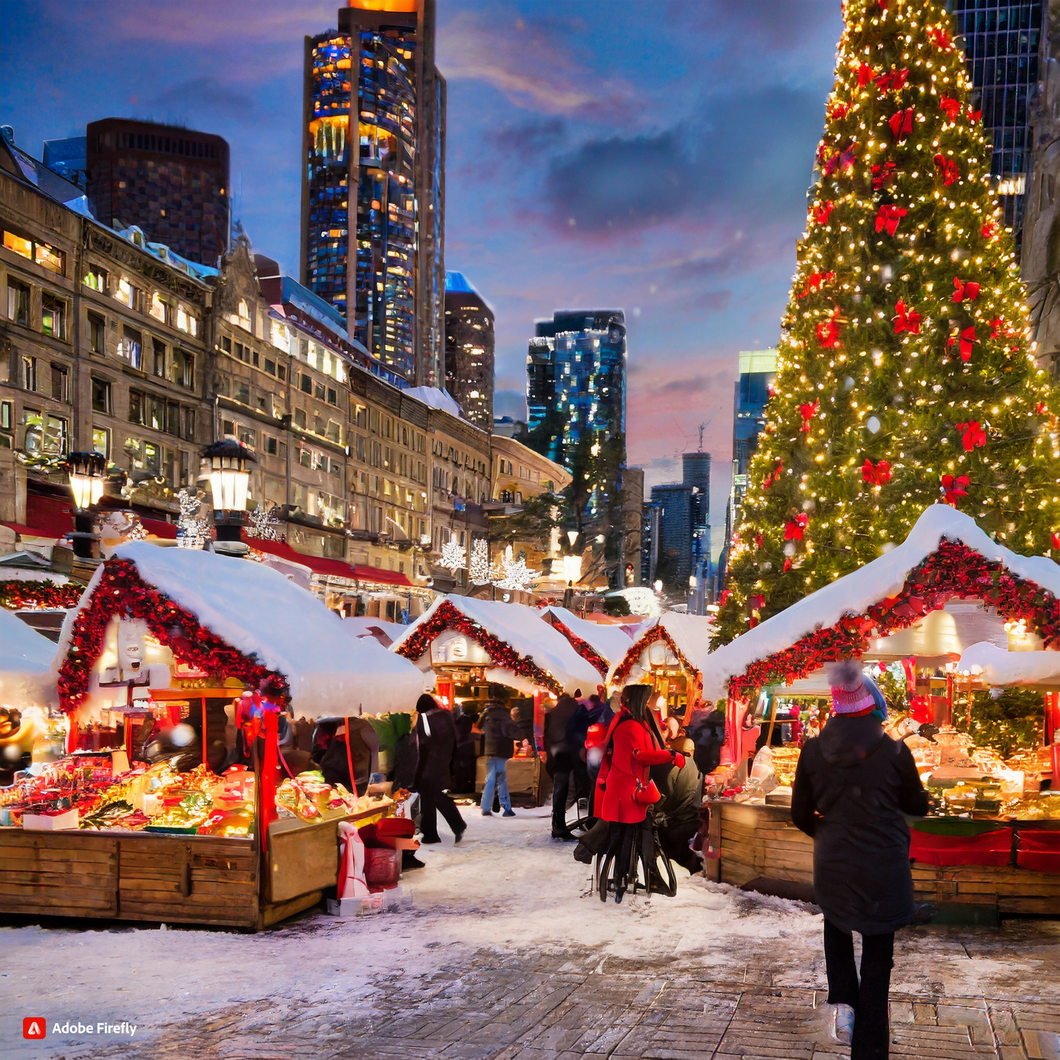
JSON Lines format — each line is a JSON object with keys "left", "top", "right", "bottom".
{"left": 60, "top": 920, "right": 1060, "bottom": 1060}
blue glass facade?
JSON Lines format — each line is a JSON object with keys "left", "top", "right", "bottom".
{"left": 950, "top": 0, "right": 1045, "bottom": 239}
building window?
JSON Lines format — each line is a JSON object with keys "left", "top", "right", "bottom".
{"left": 128, "top": 390, "right": 145, "bottom": 426}
{"left": 121, "top": 326, "right": 143, "bottom": 369}
{"left": 294, "top": 408, "right": 307, "bottom": 429}
{"left": 19, "top": 355, "right": 37, "bottom": 392}
{"left": 7, "top": 280, "right": 30, "bottom": 326}
{"left": 41, "top": 295, "right": 66, "bottom": 340}
{"left": 92, "top": 377, "right": 111, "bottom": 413}
{"left": 92, "top": 426, "right": 110, "bottom": 458}
{"left": 147, "top": 395, "right": 164, "bottom": 431}
{"left": 0, "top": 401, "right": 11, "bottom": 430}
{"left": 50, "top": 364, "right": 69, "bottom": 402}
{"left": 263, "top": 435, "right": 278, "bottom": 456}
{"left": 83, "top": 266, "right": 108, "bottom": 293}
{"left": 170, "top": 348, "right": 194, "bottom": 389}
{"left": 181, "top": 408, "right": 196, "bottom": 441}
{"left": 149, "top": 292, "right": 172, "bottom": 325}
{"left": 234, "top": 382, "right": 251, "bottom": 405}
{"left": 2, "top": 231, "right": 64, "bottom": 274}
{"left": 300, "top": 373, "right": 312, "bottom": 394}
{"left": 23, "top": 411, "right": 67, "bottom": 456}
{"left": 87, "top": 311, "right": 106, "bottom": 354}
{"left": 3, "top": 230, "right": 32, "bottom": 260}
{"left": 152, "top": 338, "right": 166, "bottom": 378}
{"left": 115, "top": 277, "right": 142, "bottom": 311}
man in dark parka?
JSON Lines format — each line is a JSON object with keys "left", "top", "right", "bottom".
{"left": 414, "top": 693, "right": 466, "bottom": 844}
{"left": 792, "top": 661, "right": 928, "bottom": 1059}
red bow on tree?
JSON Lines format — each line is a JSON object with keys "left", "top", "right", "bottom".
{"left": 955, "top": 421, "right": 987, "bottom": 451}
{"left": 718, "top": 589, "right": 731, "bottom": 607}
{"left": 940, "top": 474, "right": 970, "bottom": 505}
{"left": 812, "top": 200, "right": 835, "bottom": 226}
{"left": 892, "top": 299, "right": 922, "bottom": 334}
{"left": 823, "top": 143, "right": 858, "bottom": 177}
{"left": 856, "top": 62, "right": 876, "bottom": 87}
{"left": 981, "top": 220, "right": 999, "bottom": 240}
{"left": 928, "top": 26, "right": 953, "bottom": 50}
{"left": 749, "top": 594, "right": 766, "bottom": 612}
{"left": 939, "top": 96, "right": 961, "bottom": 121}
{"left": 799, "top": 400, "right": 820, "bottom": 432}
{"left": 1052, "top": 533, "right": 1060, "bottom": 552}
{"left": 989, "top": 316, "right": 1013, "bottom": 339}
{"left": 1036, "top": 401, "right": 1049, "bottom": 416}
{"left": 798, "top": 271, "right": 835, "bottom": 298}
{"left": 875, "top": 203, "right": 908, "bottom": 235}
{"left": 871, "top": 161, "right": 897, "bottom": 190}
{"left": 861, "top": 459, "right": 892, "bottom": 485}
{"left": 934, "top": 154, "right": 960, "bottom": 185}
{"left": 968, "top": 108, "right": 982, "bottom": 123}
{"left": 947, "top": 325, "right": 977, "bottom": 362}
{"left": 816, "top": 307, "right": 843, "bottom": 348}
{"left": 888, "top": 107, "right": 915, "bottom": 140}
{"left": 875, "top": 67, "right": 909, "bottom": 92}
{"left": 830, "top": 102, "right": 850, "bottom": 120}
{"left": 763, "top": 461, "right": 784, "bottom": 489}
{"left": 784, "top": 513, "right": 810, "bottom": 541}
{"left": 952, "top": 277, "right": 981, "bottom": 302}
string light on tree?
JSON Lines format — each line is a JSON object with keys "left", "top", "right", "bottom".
{"left": 493, "top": 545, "right": 539, "bottom": 593}
{"left": 715, "top": 0, "right": 1060, "bottom": 644}
{"left": 469, "top": 538, "right": 494, "bottom": 586}
{"left": 176, "top": 489, "right": 210, "bottom": 550}
{"left": 439, "top": 537, "right": 467, "bottom": 574}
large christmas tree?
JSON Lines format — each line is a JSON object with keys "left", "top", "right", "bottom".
{"left": 715, "top": 0, "right": 1060, "bottom": 643}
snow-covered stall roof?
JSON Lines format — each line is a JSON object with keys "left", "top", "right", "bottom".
{"left": 391, "top": 595, "right": 600, "bottom": 696}
{"left": 607, "top": 612, "right": 714, "bottom": 688}
{"left": 0, "top": 609, "right": 57, "bottom": 708}
{"left": 702, "top": 505, "right": 1060, "bottom": 701}
{"left": 958, "top": 642, "right": 1060, "bottom": 688}
{"left": 539, "top": 606, "right": 633, "bottom": 673}
{"left": 61, "top": 543, "right": 429, "bottom": 718}
{"left": 342, "top": 617, "right": 408, "bottom": 646}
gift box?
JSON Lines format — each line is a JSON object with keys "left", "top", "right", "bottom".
{"left": 22, "top": 807, "right": 79, "bottom": 831}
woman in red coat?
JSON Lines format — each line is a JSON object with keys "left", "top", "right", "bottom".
{"left": 594, "top": 685, "right": 684, "bottom": 902}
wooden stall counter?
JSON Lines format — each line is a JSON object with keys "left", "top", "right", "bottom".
{"left": 706, "top": 801, "right": 1060, "bottom": 924}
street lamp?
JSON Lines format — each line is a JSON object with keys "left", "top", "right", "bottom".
{"left": 65, "top": 451, "right": 107, "bottom": 559}
{"left": 203, "top": 439, "right": 255, "bottom": 555}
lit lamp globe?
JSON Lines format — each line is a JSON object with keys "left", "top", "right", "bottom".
{"left": 65, "top": 451, "right": 107, "bottom": 560}
{"left": 202, "top": 439, "right": 255, "bottom": 554}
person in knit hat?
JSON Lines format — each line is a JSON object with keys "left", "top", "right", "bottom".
{"left": 791, "top": 659, "right": 928, "bottom": 1059}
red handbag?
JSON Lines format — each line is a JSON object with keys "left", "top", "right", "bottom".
{"left": 633, "top": 779, "right": 661, "bottom": 806}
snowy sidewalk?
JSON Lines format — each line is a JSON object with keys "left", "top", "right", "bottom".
{"left": 3, "top": 808, "right": 1058, "bottom": 1059}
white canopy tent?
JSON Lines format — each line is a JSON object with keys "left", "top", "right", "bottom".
{"left": 61, "top": 542, "right": 429, "bottom": 719}
{"left": 391, "top": 595, "right": 600, "bottom": 696}
{"left": 0, "top": 608, "right": 57, "bottom": 710}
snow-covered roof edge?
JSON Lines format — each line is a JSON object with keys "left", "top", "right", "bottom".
{"left": 539, "top": 606, "right": 633, "bottom": 665}
{"left": 703, "top": 505, "right": 1060, "bottom": 701}
{"left": 958, "top": 641, "right": 1060, "bottom": 687}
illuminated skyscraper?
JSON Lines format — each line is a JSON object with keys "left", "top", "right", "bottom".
{"left": 444, "top": 271, "right": 494, "bottom": 430}
{"left": 302, "top": 0, "right": 445, "bottom": 386}
{"left": 949, "top": 0, "right": 1046, "bottom": 241}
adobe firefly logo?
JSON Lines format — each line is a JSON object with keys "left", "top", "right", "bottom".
{"left": 22, "top": 1017, "right": 47, "bottom": 1040}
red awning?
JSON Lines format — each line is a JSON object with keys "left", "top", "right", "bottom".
{"left": 351, "top": 564, "right": 412, "bottom": 587}
{"left": 25, "top": 493, "right": 76, "bottom": 538}
{"left": 0, "top": 521, "right": 62, "bottom": 540}
{"left": 242, "top": 534, "right": 360, "bottom": 580}
{"left": 140, "top": 517, "right": 177, "bottom": 539}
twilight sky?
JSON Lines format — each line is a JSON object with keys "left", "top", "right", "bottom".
{"left": 1, "top": 0, "right": 844, "bottom": 527}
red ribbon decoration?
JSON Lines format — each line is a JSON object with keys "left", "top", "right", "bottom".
{"left": 981, "top": 220, "right": 999, "bottom": 240}
{"left": 784, "top": 514, "right": 810, "bottom": 541}
{"left": 892, "top": 299, "right": 922, "bottom": 335}
{"left": 822, "top": 143, "right": 858, "bottom": 177}
{"left": 856, "top": 62, "right": 876, "bottom": 87}
{"left": 763, "top": 460, "right": 785, "bottom": 489}
{"left": 888, "top": 107, "right": 914, "bottom": 140}
{"left": 968, "top": 108, "right": 982, "bottom": 123}
{"left": 928, "top": 26, "right": 953, "bottom": 50}
{"left": 875, "top": 68, "right": 909, "bottom": 92}
{"left": 816, "top": 307, "right": 842, "bottom": 349}
{"left": 749, "top": 594, "right": 766, "bottom": 612}
{"left": 861, "top": 459, "right": 892, "bottom": 486}
{"left": 875, "top": 203, "right": 907, "bottom": 236}
{"left": 871, "top": 160, "right": 897, "bottom": 190}
{"left": 940, "top": 474, "right": 970, "bottom": 505}
{"left": 947, "top": 325, "right": 977, "bottom": 362}
{"left": 812, "top": 200, "right": 835, "bottom": 225}
{"left": 989, "top": 316, "right": 1014, "bottom": 339}
{"left": 830, "top": 101, "right": 850, "bottom": 120}
{"left": 798, "top": 271, "right": 835, "bottom": 298}
{"left": 718, "top": 589, "right": 731, "bottom": 608}
{"left": 952, "top": 277, "right": 981, "bottom": 302}
{"left": 939, "top": 96, "right": 961, "bottom": 121}
{"left": 934, "top": 154, "right": 960, "bottom": 185}
{"left": 1052, "top": 533, "right": 1060, "bottom": 551}
{"left": 955, "top": 421, "right": 987, "bottom": 451}
{"left": 799, "top": 400, "right": 820, "bottom": 432}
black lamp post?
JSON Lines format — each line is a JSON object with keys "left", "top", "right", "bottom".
{"left": 65, "top": 451, "right": 107, "bottom": 559}
{"left": 202, "top": 439, "right": 255, "bottom": 555}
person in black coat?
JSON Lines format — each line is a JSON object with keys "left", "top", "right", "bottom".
{"left": 544, "top": 694, "right": 582, "bottom": 840}
{"left": 792, "top": 661, "right": 929, "bottom": 1059}
{"left": 414, "top": 693, "right": 466, "bottom": 844}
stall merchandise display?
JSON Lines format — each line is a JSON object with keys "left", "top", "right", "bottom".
{"left": 275, "top": 770, "right": 396, "bottom": 823}
{"left": 0, "top": 756, "right": 256, "bottom": 835}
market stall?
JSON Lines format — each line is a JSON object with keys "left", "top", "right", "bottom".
{"left": 702, "top": 506, "right": 1060, "bottom": 920}
{"left": 539, "top": 605, "right": 634, "bottom": 678}
{"left": 0, "top": 609, "right": 58, "bottom": 780}
{"left": 607, "top": 612, "right": 714, "bottom": 718}
{"left": 392, "top": 596, "right": 600, "bottom": 804}
{"left": 0, "top": 541, "right": 428, "bottom": 929}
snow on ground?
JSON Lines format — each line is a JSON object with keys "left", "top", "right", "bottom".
{"left": 2, "top": 807, "right": 1057, "bottom": 1057}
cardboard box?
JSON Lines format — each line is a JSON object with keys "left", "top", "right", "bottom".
{"left": 22, "top": 807, "right": 79, "bottom": 831}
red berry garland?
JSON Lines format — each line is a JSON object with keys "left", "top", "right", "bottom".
{"left": 726, "top": 539, "right": 1060, "bottom": 701}
{"left": 546, "top": 617, "right": 609, "bottom": 677}
{"left": 57, "top": 558, "right": 288, "bottom": 715}
{"left": 612, "top": 624, "right": 706, "bottom": 711}
{"left": 0, "top": 579, "right": 83, "bottom": 611}
{"left": 397, "top": 600, "right": 564, "bottom": 694}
